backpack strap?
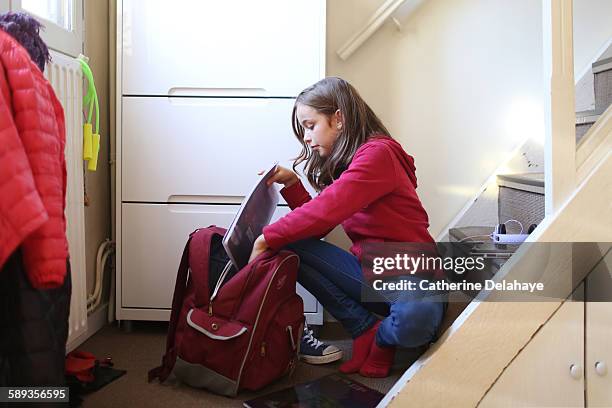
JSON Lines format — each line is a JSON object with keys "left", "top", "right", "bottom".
{"left": 148, "top": 230, "right": 195, "bottom": 383}
{"left": 190, "top": 226, "right": 226, "bottom": 307}
{"left": 148, "top": 226, "right": 226, "bottom": 383}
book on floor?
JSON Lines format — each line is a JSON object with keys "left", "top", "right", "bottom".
{"left": 242, "top": 373, "right": 384, "bottom": 408}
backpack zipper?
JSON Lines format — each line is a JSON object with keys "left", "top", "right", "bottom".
{"left": 235, "top": 254, "right": 299, "bottom": 388}
{"left": 208, "top": 260, "right": 233, "bottom": 316}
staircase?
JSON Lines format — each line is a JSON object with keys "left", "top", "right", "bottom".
{"left": 435, "top": 173, "right": 546, "bottom": 342}
{"left": 385, "top": 152, "right": 611, "bottom": 408}
{"left": 380, "top": 12, "right": 612, "bottom": 405}
{"left": 442, "top": 47, "right": 612, "bottom": 256}
{"left": 406, "top": 63, "right": 611, "bottom": 406}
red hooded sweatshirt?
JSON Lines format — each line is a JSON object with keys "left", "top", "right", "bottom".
{"left": 263, "top": 135, "right": 434, "bottom": 260}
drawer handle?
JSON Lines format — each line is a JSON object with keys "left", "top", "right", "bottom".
{"left": 168, "top": 87, "right": 267, "bottom": 97}
{"left": 168, "top": 195, "right": 243, "bottom": 205}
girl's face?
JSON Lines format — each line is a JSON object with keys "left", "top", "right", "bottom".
{"left": 296, "top": 103, "right": 342, "bottom": 158}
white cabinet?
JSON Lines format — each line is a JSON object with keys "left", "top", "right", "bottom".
{"left": 121, "top": 203, "right": 239, "bottom": 308}
{"left": 121, "top": 97, "right": 300, "bottom": 202}
{"left": 121, "top": 204, "right": 318, "bottom": 311}
{"left": 121, "top": 0, "right": 325, "bottom": 97}
{"left": 585, "top": 251, "right": 612, "bottom": 407}
{"left": 479, "top": 293, "right": 585, "bottom": 407}
{"left": 479, "top": 249, "right": 612, "bottom": 408}
{"left": 117, "top": 0, "right": 325, "bottom": 324}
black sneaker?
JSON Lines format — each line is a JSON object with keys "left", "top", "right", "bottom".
{"left": 299, "top": 325, "right": 343, "bottom": 364}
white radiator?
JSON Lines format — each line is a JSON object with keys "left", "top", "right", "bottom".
{"left": 45, "top": 51, "right": 88, "bottom": 352}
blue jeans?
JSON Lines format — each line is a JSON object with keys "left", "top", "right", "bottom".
{"left": 287, "top": 239, "right": 446, "bottom": 348}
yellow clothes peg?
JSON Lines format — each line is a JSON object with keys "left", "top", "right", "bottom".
{"left": 87, "top": 133, "right": 101, "bottom": 171}
{"left": 83, "top": 123, "right": 93, "bottom": 160}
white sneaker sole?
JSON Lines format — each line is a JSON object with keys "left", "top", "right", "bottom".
{"left": 299, "top": 350, "right": 344, "bottom": 365}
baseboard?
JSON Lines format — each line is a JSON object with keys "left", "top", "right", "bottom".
{"left": 87, "top": 302, "right": 110, "bottom": 338}
{"left": 66, "top": 302, "right": 109, "bottom": 353}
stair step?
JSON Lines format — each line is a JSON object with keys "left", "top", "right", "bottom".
{"left": 592, "top": 56, "right": 612, "bottom": 75}
{"left": 594, "top": 64, "right": 612, "bottom": 113}
{"left": 576, "top": 123, "right": 593, "bottom": 144}
{"left": 448, "top": 226, "right": 511, "bottom": 271}
{"left": 496, "top": 173, "right": 545, "bottom": 231}
{"left": 449, "top": 226, "right": 495, "bottom": 243}
{"left": 496, "top": 173, "right": 544, "bottom": 194}
{"left": 575, "top": 110, "right": 601, "bottom": 143}
{"left": 575, "top": 110, "right": 601, "bottom": 124}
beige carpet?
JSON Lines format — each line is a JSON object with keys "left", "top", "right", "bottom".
{"left": 77, "top": 322, "right": 408, "bottom": 407}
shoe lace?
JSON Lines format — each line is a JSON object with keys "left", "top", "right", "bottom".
{"left": 303, "top": 328, "right": 323, "bottom": 349}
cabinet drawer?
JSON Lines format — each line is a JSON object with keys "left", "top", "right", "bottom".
{"left": 121, "top": 97, "right": 302, "bottom": 202}
{"left": 121, "top": 203, "right": 317, "bottom": 312}
{"left": 121, "top": 203, "right": 238, "bottom": 308}
{"left": 121, "top": 0, "right": 324, "bottom": 97}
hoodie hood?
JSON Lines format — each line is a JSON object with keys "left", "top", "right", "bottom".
{"left": 367, "top": 135, "right": 418, "bottom": 188}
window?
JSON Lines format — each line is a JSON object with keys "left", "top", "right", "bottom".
{"left": 11, "top": 0, "right": 82, "bottom": 57}
{"left": 22, "top": 0, "right": 73, "bottom": 31}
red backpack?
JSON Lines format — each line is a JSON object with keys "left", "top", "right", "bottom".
{"left": 148, "top": 227, "right": 304, "bottom": 396}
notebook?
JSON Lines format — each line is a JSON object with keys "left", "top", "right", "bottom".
{"left": 242, "top": 374, "right": 384, "bottom": 408}
{"left": 222, "top": 163, "right": 279, "bottom": 270}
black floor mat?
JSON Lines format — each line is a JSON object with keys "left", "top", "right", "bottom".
{"left": 67, "top": 365, "right": 126, "bottom": 407}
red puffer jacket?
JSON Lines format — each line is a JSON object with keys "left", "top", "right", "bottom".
{"left": 0, "top": 31, "right": 68, "bottom": 289}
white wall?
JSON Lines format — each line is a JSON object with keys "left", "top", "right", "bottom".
{"left": 84, "top": 0, "right": 112, "bottom": 302}
{"left": 573, "top": 0, "right": 612, "bottom": 112}
{"left": 326, "top": 0, "right": 612, "bottom": 241}
{"left": 327, "top": 0, "right": 544, "bottom": 238}
{"left": 573, "top": 0, "right": 612, "bottom": 78}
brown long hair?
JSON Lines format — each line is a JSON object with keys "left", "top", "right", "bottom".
{"left": 292, "top": 77, "right": 391, "bottom": 191}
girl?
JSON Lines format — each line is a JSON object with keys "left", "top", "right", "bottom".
{"left": 249, "top": 77, "right": 445, "bottom": 378}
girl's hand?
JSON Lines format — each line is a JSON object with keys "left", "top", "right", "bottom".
{"left": 258, "top": 165, "right": 298, "bottom": 188}
{"left": 249, "top": 234, "right": 269, "bottom": 263}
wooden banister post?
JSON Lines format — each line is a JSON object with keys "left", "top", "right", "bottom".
{"left": 543, "top": 0, "right": 576, "bottom": 216}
